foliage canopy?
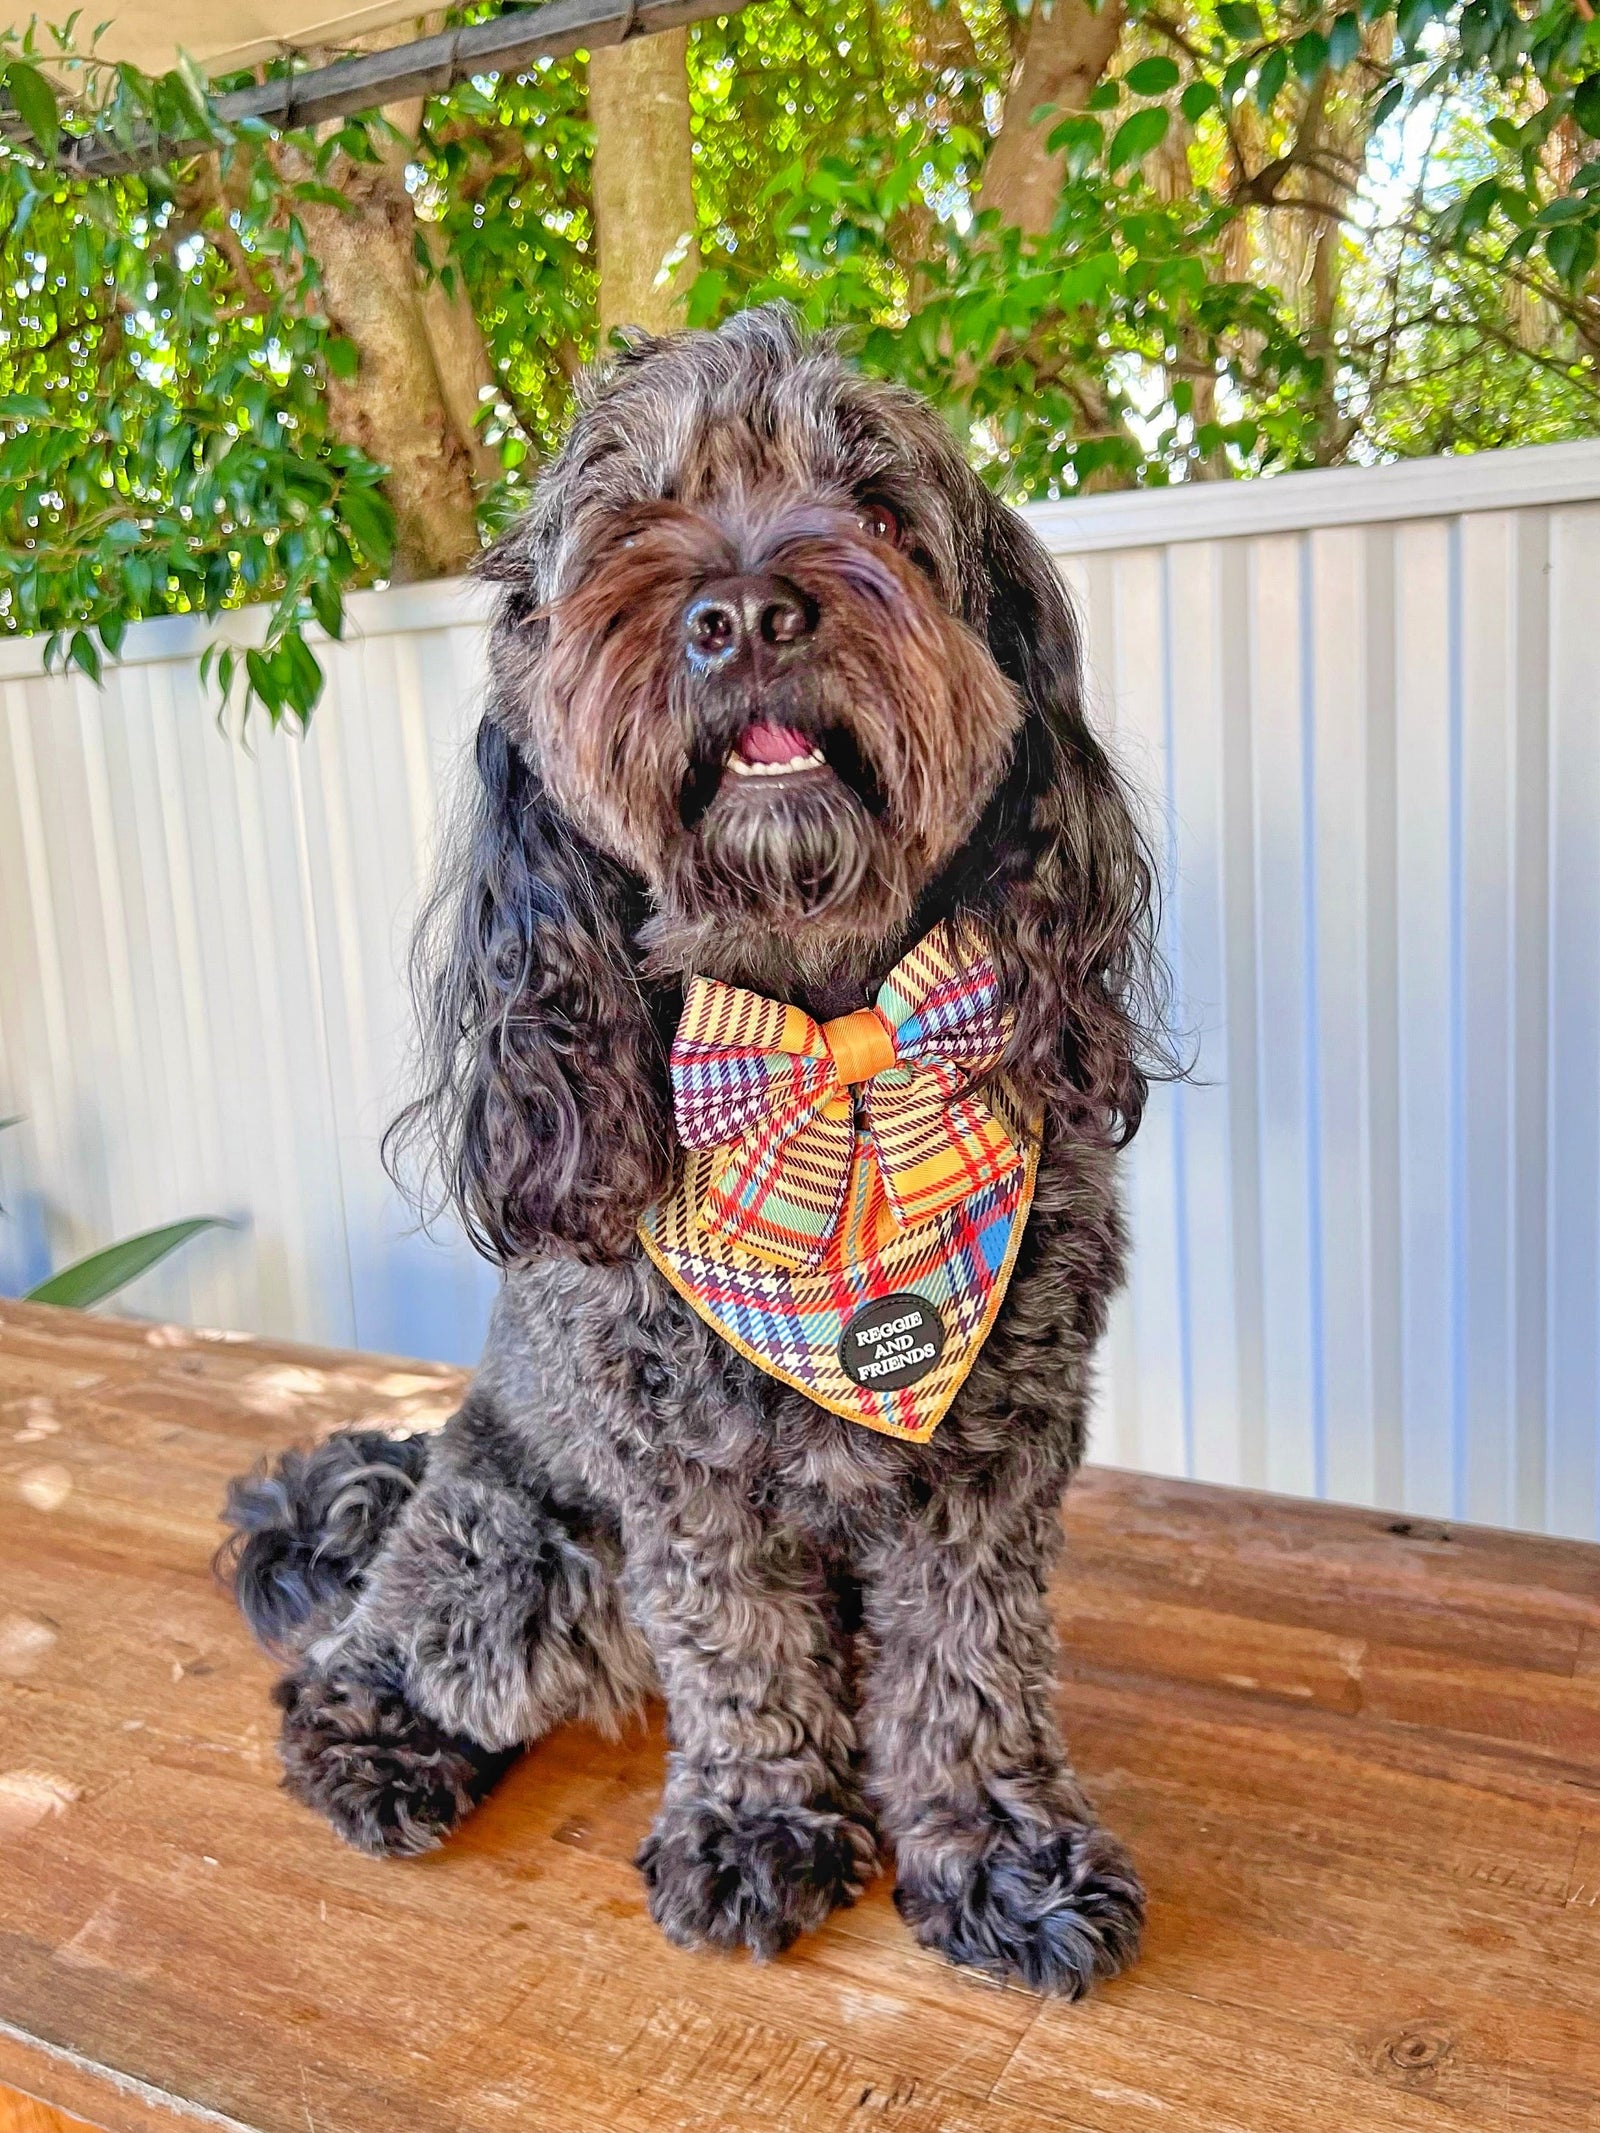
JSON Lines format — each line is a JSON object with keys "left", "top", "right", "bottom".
{"left": 2, "top": 0, "right": 1597, "bottom": 722}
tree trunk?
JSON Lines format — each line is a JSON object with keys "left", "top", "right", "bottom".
{"left": 589, "top": 28, "right": 699, "bottom": 338}
{"left": 281, "top": 18, "right": 499, "bottom": 581}
{"left": 377, "top": 81, "right": 505, "bottom": 495}
{"left": 980, "top": 0, "right": 1128, "bottom": 234}
{"left": 414, "top": 220, "right": 504, "bottom": 493}
{"left": 294, "top": 160, "right": 484, "bottom": 580}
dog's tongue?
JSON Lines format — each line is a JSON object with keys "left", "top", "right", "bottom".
{"left": 735, "top": 722, "right": 813, "bottom": 765}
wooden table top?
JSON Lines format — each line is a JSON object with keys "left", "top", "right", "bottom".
{"left": 1, "top": 1298, "right": 1598, "bottom": 2133}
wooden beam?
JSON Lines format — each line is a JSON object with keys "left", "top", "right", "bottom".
{"left": 55, "top": 0, "right": 742, "bottom": 176}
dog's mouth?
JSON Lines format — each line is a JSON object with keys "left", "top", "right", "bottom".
{"left": 724, "top": 721, "right": 828, "bottom": 779}
{"left": 681, "top": 714, "right": 885, "bottom": 827}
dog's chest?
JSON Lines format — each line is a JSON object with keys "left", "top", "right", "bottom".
{"left": 489, "top": 1135, "right": 1118, "bottom": 1517}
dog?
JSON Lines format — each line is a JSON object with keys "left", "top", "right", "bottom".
{"left": 221, "top": 305, "right": 1167, "bottom": 1996}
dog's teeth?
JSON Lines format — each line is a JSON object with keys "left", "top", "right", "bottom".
{"left": 723, "top": 746, "right": 828, "bottom": 779}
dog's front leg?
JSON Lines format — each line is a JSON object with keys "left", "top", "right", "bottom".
{"left": 625, "top": 1481, "right": 877, "bottom": 1959}
{"left": 860, "top": 1486, "right": 1145, "bottom": 1996}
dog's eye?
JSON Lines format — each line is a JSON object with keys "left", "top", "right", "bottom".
{"left": 856, "top": 500, "right": 901, "bottom": 544}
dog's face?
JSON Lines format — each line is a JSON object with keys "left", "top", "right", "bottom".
{"left": 484, "top": 312, "right": 1034, "bottom": 974}
{"left": 396, "top": 309, "right": 1160, "bottom": 1265}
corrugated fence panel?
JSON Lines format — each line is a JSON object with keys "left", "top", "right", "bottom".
{"left": 0, "top": 584, "right": 497, "bottom": 1361}
{"left": 4, "top": 442, "right": 1600, "bottom": 1530}
{"left": 1047, "top": 445, "right": 1600, "bottom": 1537}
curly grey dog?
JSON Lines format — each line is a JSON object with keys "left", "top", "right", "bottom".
{"left": 220, "top": 305, "right": 1167, "bottom": 1997}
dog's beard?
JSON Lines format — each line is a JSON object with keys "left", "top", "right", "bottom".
{"left": 669, "top": 661, "right": 900, "bottom": 932}
{"left": 683, "top": 766, "right": 885, "bottom": 923}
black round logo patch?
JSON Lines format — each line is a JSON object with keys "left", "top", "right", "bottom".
{"left": 838, "top": 1292, "right": 947, "bottom": 1392}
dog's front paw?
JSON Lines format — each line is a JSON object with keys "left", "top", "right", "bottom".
{"left": 637, "top": 1791, "right": 879, "bottom": 1959}
{"left": 275, "top": 1667, "right": 506, "bottom": 1859}
{"left": 895, "top": 1813, "right": 1143, "bottom": 1996}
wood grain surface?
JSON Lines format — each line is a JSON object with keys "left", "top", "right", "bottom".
{"left": 1, "top": 1297, "right": 1597, "bottom": 2133}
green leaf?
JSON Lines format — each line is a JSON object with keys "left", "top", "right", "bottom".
{"left": 1292, "top": 31, "right": 1329, "bottom": 82}
{"left": 1454, "top": 178, "right": 1502, "bottom": 239}
{"left": 324, "top": 335, "right": 360, "bottom": 380}
{"left": 1217, "top": 2, "right": 1262, "bottom": 37}
{"left": 1180, "top": 79, "right": 1219, "bottom": 122}
{"left": 1124, "top": 56, "right": 1181, "bottom": 97}
{"left": 1108, "top": 106, "right": 1171, "bottom": 174}
{"left": 1085, "top": 78, "right": 1123, "bottom": 110}
{"left": 1046, "top": 112, "right": 1104, "bottom": 175}
{"left": 1328, "top": 12, "right": 1362, "bottom": 69}
{"left": 1546, "top": 221, "right": 1598, "bottom": 285}
{"left": 5, "top": 60, "right": 60, "bottom": 158}
{"left": 1256, "top": 48, "right": 1290, "bottom": 109}
{"left": 1576, "top": 75, "right": 1600, "bottom": 138}
{"left": 245, "top": 646, "right": 277, "bottom": 712}
{"left": 1371, "top": 80, "right": 1405, "bottom": 127}
{"left": 310, "top": 579, "right": 344, "bottom": 640}
{"left": 1059, "top": 250, "right": 1118, "bottom": 305}
{"left": 1534, "top": 194, "right": 1591, "bottom": 225}
{"left": 340, "top": 481, "right": 393, "bottom": 568}
{"left": 25, "top": 1218, "right": 230, "bottom": 1309}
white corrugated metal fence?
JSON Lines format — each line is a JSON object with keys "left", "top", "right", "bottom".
{"left": 3, "top": 439, "right": 1599, "bottom": 1536}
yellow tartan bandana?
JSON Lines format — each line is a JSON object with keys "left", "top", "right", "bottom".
{"left": 639, "top": 923, "right": 1040, "bottom": 1440}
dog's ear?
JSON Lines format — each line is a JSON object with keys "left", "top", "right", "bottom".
{"left": 386, "top": 715, "right": 671, "bottom": 1264}
{"left": 968, "top": 499, "right": 1171, "bottom": 1147}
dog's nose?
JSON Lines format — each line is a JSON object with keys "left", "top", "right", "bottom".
{"left": 684, "top": 575, "right": 817, "bottom": 671}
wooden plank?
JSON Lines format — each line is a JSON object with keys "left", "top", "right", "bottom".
{"left": 0, "top": 2085, "right": 104, "bottom": 2133}
{"left": 3, "top": 1299, "right": 1599, "bottom": 2131}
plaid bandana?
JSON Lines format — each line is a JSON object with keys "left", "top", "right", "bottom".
{"left": 639, "top": 922, "right": 1039, "bottom": 1441}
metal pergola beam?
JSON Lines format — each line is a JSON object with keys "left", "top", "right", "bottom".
{"left": 59, "top": 0, "right": 739, "bottom": 176}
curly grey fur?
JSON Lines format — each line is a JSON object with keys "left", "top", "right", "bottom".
{"left": 225, "top": 307, "right": 1164, "bottom": 1993}
{"left": 218, "top": 1429, "right": 431, "bottom": 1655}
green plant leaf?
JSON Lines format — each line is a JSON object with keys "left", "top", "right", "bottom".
{"left": 5, "top": 60, "right": 60, "bottom": 158}
{"left": 1108, "top": 107, "right": 1171, "bottom": 175}
{"left": 1124, "top": 56, "right": 1181, "bottom": 97}
{"left": 24, "top": 1217, "right": 230, "bottom": 1309}
{"left": 1180, "top": 79, "right": 1219, "bottom": 122}
{"left": 1256, "top": 48, "right": 1290, "bottom": 110}
{"left": 1454, "top": 178, "right": 1502, "bottom": 239}
{"left": 1546, "top": 221, "right": 1598, "bottom": 286}
{"left": 1328, "top": 12, "right": 1362, "bottom": 69}
{"left": 1576, "top": 74, "right": 1600, "bottom": 138}
{"left": 1534, "top": 194, "right": 1591, "bottom": 225}
{"left": 1292, "top": 31, "right": 1329, "bottom": 82}
{"left": 1046, "top": 112, "right": 1104, "bottom": 176}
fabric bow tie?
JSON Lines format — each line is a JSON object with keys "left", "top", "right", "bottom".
{"left": 669, "top": 921, "right": 1020, "bottom": 1271}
